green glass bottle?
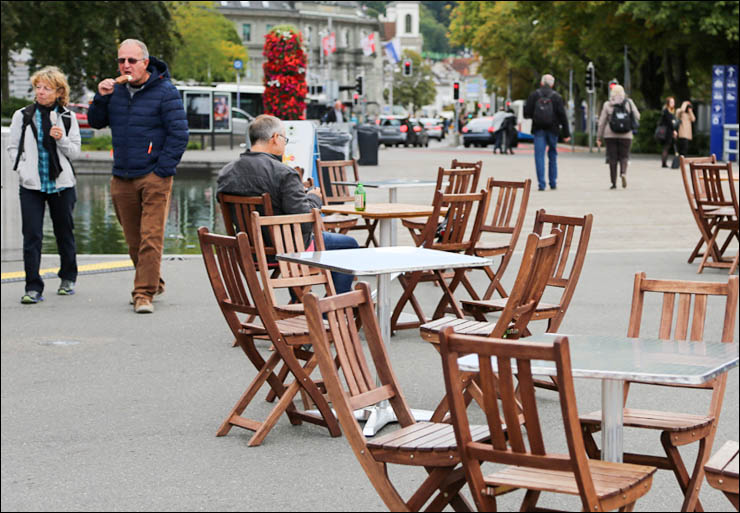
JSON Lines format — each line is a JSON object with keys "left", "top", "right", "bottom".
{"left": 354, "top": 182, "right": 366, "bottom": 211}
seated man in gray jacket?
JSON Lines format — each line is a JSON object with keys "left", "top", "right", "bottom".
{"left": 217, "top": 114, "right": 358, "bottom": 293}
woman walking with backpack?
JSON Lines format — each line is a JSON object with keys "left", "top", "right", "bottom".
{"left": 6, "top": 66, "right": 81, "bottom": 304}
{"left": 597, "top": 84, "right": 640, "bottom": 189}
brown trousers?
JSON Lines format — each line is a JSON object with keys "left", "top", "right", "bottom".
{"left": 111, "top": 173, "right": 173, "bottom": 301}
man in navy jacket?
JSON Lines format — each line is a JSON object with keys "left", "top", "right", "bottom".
{"left": 88, "top": 39, "right": 189, "bottom": 314}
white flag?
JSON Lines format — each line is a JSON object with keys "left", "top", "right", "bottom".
{"left": 361, "top": 33, "right": 376, "bottom": 56}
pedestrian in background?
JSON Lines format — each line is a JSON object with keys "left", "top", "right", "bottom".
{"left": 323, "top": 100, "right": 344, "bottom": 123}
{"left": 676, "top": 100, "right": 696, "bottom": 157}
{"left": 7, "top": 66, "right": 81, "bottom": 304}
{"left": 523, "top": 74, "right": 571, "bottom": 191}
{"left": 88, "top": 39, "right": 189, "bottom": 314}
{"left": 659, "top": 97, "right": 678, "bottom": 168}
{"left": 596, "top": 84, "right": 640, "bottom": 189}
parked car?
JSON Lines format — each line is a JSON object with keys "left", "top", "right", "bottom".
{"left": 419, "top": 117, "right": 444, "bottom": 141}
{"left": 232, "top": 107, "right": 254, "bottom": 136}
{"left": 67, "top": 103, "right": 90, "bottom": 129}
{"left": 407, "top": 118, "right": 430, "bottom": 147}
{"left": 377, "top": 115, "right": 409, "bottom": 147}
{"left": 461, "top": 116, "right": 495, "bottom": 147}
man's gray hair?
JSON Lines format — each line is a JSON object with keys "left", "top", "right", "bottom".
{"left": 541, "top": 74, "right": 555, "bottom": 87}
{"left": 119, "top": 39, "right": 149, "bottom": 59}
{"left": 249, "top": 114, "right": 283, "bottom": 144}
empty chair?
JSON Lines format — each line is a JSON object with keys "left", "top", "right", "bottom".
{"left": 679, "top": 155, "right": 719, "bottom": 264}
{"left": 580, "top": 273, "right": 739, "bottom": 512}
{"left": 439, "top": 328, "right": 657, "bottom": 512}
{"left": 316, "top": 158, "right": 378, "bottom": 246}
{"left": 197, "top": 227, "right": 340, "bottom": 446}
{"left": 463, "top": 210, "right": 593, "bottom": 338}
{"left": 294, "top": 166, "right": 357, "bottom": 234}
{"left": 303, "top": 282, "right": 490, "bottom": 512}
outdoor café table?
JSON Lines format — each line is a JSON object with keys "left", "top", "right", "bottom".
{"left": 277, "top": 246, "right": 491, "bottom": 436}
{"left": 456, "top": 333, "right": 739, "bottom": 463}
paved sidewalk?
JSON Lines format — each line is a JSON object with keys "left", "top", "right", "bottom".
{"left": 2, "top": 145, "right": 738, "bottom": 511}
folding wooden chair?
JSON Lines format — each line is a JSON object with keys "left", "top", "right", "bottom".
{"left": 391, "top": 185, "right": 492, "bottom": 331}
{"left": 463, "top": 210, "right": 593, "bottom": 335}
{"left": 680, "top": 155, "right": 720, "bottom": 264}
{"left": 294, "top": 166, "right": 357, "bottom": 234}
{"left": 401, "top": 164, "right": 483, "bottom": 243}
{"left": 454, "top": 177, "right": 531, "bottom": 302}
{"left": 197, "top": 227, "right": 340, "bottom": 446}
{"left": 689, "top": 161, "right": 739, "bottom": 274}
{"left": 251, "top": 208, "right": 336, "bottom": 315}
{"left": 580, "top": 273, "right": 739, "bottom": 512}
{"left": 420, "top": 230, "right": 563, "bottom": 422}
{"left": 316, "top": 158, "right": 378, "bottom": 246}
{"left": 704, "top": 440, "right": 739, "bottom": 510}
{"left": 439, "top": 329, "right": 657, "bottom": 512}
{"left": 303, "top": 282, "right": 490, "bottom": 512}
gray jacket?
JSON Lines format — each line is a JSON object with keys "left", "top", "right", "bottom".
{"left": 216, "top": 151, "right": 322, "bottom": 244}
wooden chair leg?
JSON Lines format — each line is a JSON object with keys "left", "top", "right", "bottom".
{"left": 661, "top": 431, "right": 705, "bottom": 512}
{"left": 520, "top": 490, "right": 541, "bottom": 511}
{"left": 619, "top": 502, "right": 636, "bottom": 512}
{"left": 391, "top": 271, "right": 428, "bottom": 331}
{"left": 431, "top": 269, "right": 467, "bottom": 320}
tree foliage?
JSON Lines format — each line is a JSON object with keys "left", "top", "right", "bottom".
{"left": 391, "top": 50, "right": 436, "bottom": 113}
{"left": 169, "top": 1, "right": 247, "bottom": 83}
{"left": 2, "top": 1, "right": 177, "bottom": 101}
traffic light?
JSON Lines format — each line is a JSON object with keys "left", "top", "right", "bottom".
{"left": 585, "top": 63, "right": 595, "bottom": 93}
{"left": 453, "top": 81, "right": 460, "bottom": 100}
{"left": 353, "top": 93, "right": 359, "bottom": 106}
{"left": 355, "top": 75, "right": 364, "bottom": 96}
{"left": 403, "top": 60, "right": 412, "bottom": 76}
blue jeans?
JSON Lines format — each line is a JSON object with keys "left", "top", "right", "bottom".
{"left": 322, "top": 231, "right": 359, "bottom": 294}
{"left": 533, "top": 129, "right": 559, "bottom": 189}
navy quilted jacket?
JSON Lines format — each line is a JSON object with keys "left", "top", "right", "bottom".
{"left": 88, "top": 56, "right": 189, "bottom": 178}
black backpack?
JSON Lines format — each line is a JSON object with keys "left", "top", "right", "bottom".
{"left": 533, "top": 89, "right": 555, "bottom": 127}
{"left": 13, "top": 104, "right": 74, "bottom": 172}
{"left": 609, "top": 100, "right": 632, "bottom": 134}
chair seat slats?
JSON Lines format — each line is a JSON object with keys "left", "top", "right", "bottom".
{"left": 367, "top": 422, "right": 490, "bottom": 453}
{"left": 581, "top": 408, "right": 713, "bottom": 431}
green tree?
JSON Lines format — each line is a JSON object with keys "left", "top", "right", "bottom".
{"left": 420, "top": 4, "right": 450, "bottom": 54}
{"left": 392, "top": 50, "right": 436, "bottom": 113}
{"left": 2, "top": 1, "right": 177, "bottom": 101}
{"left": 169, "top": 1, "right": 247, "bottom": 83}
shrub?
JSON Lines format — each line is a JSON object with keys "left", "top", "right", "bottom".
{"left": 81, "top": 136, "right": 113, "bottom": 151}
{"left": 1, "top": 97, "right": 31, "bottom": 118}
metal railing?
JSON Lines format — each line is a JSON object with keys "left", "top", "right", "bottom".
{"left": 723, "top": 124, "right": 738, "bottom": 162}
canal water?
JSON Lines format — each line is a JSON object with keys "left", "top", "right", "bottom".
{"left": 42, "top": 173, "right": 225, "bottom": 255}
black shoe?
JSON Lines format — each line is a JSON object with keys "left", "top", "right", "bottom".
{"left": 610, "top": 184, "right": 617, "bottom": 189}
{"left": 550, "top": 186, "right": 557, "bottom": 190}
{"left": 662, "top": 163, "right": 668, "bottom": 168}
{"left": 538, "top": 187, "right": 546, "bottom": 191}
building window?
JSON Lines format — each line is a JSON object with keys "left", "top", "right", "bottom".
{"left": 405, "top": 14, "right": 412, "bottom": 34}
{"left": 305, "top": 26, "right": 312, "bottom": 44}
{"left": 242, "top": 24, "right": 251, "bottom": 42}
{"left": 343, "top": 29, "right": 350, "bottom": 48}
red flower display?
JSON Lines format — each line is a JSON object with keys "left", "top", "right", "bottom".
{"left": 263, "top": 27, "right": 307, "bottom": 120}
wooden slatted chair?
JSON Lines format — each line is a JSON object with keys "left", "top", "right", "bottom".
{"left": 251, "top": 208, "right": 336, "bottom": 315}
{"left": 580, "top": 273, "right": 739, "bottom": 512}
{"left": 420, "top": 230, "right": 563, "bottom": 422}
{"left": 316, "top": 158, "right": 378, "bottom": 246}
{"left": 197, "top": 227, "right": 341, "bottom": 446}
{"left": 439, "top": 329, "right": 657, "bottom": 512}
{"left": 401, "top": 164, "right": 483, "bottom": 245}
{"left": 454, "top": 177, "right": 531, "bottom": 303}
{"left": 679, "top": 155, "right": 720, "bottom": 264}
{"left": 294, "top": 166, "right": 357, "bottom": 234}
{"left": 704, "top": 440, "right": 739, "bottom": 510}
{"left": 689, "top": 161, "right": 739, "bottom": 274}
{"left": 303, "top": 281, "right": 490, "bottom": 512}
{"left": 391, "top": 185, "right": 492, "bottom": 331}
{"left": 463, "top": 210, "right": 593, "bottom": 336}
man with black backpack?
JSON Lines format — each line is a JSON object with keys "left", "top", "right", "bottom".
{"left": 523, "top": 74, "right": 570, "bottom": 191}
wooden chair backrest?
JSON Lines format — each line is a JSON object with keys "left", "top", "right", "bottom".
{"left": 293, "top": 166, "right": 314, "bottom": 189}
{"left": 303, "top": 282, "right": 416, "bottom": 447}
{"left": 316, "top": 159, "right": 360, "bottom": 204}
{"left": 198, "top": 227, "right": 260, "bottom": 338}
{"left": 490, "top": 230, "right": 563, "bottom": 338}
{"left": 251, "top": 209, "right": 336, "bottom": 305}
{"left": 439, "top": 330, "right": 602, "bottom": 511}
{"left": 435, "top": 166, "right": 482, "bottom": 196}
{"left": 217, "top": 192, "right": 274, "bottom": 238}
{"left": 532, "top": 209, "right": 593, "bottom": 332}
{"left": 450, "top": 159, "right": 483, "bottom": 174}
{"left": 690, "top": 161, "right": 740, "bottom": 214}
{"left": 680, "top": 155, "right": 717, "bottom": 211}
{"left": 418, "top": 186, "right": 491, "bottom": 253}
{"left": 480, "top": 177, "right": 531, "bottom": 238}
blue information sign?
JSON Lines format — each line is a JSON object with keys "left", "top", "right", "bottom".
{"left": 233, "top": 59, "right": 243, "bottom": 70}
{"left": 725, "top": 65, "right": 737, "bottom": 161}
{"left": 710, "top": 65, "right": 725, "bottom": 159}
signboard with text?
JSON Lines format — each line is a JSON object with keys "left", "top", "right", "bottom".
{"left": 711, "top": 65, "right": 738, "bottom": 161}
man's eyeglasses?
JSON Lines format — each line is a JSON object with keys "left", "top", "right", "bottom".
{"left": 277, "top": 134, "right": 289, "bottom": 144}
{"left": 117, "top": 57, "right": 144, "bottom": 65}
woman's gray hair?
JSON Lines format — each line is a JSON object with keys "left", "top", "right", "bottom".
{"left": 119, "top": 39, "right": 149, "bottom": 59}
{"left": 541, "top": 74, "right": 555, "bottom": 87}
{"left": 249, "top": 115, "right": 283, "bottom": 144}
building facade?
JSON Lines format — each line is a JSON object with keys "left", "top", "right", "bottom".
{"left": 216, "top": 1, "right": 383, "bottom": 106}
